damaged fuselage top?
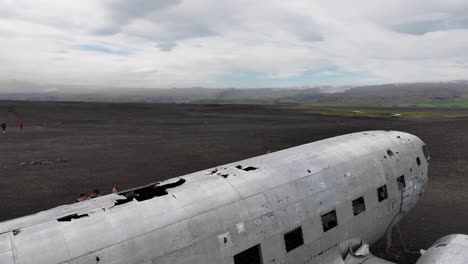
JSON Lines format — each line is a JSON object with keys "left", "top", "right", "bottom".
{"left": 0, "top": 130, "right": 429, "bottom": 264}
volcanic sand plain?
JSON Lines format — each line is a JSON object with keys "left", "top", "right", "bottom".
{"left": 1, "top": 101, "right": 467, "bottom": 263}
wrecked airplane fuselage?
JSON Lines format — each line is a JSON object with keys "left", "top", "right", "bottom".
{"left": 0, "top": 131, "right": 429, "bottom": 264}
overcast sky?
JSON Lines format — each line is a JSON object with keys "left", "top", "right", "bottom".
{"left": 1, "top": 0, "right": 468, "bottom": 88}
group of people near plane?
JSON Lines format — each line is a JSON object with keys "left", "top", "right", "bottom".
{"left": 1, "top": 120, "right": 24, "bottom": 133}
{"left": 76, "top": 186, "right": 120, "bottom": 202}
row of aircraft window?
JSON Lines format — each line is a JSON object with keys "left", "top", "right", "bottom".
{"left": 233, "top": 171, "right": 411, "bottom": 264}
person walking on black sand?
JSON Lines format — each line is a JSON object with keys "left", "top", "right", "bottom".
{"left": 1, "top": 122, "right": 6, "bottom": 133}
{"left": 19, "top": 120, "right": 24, "bottom": 130}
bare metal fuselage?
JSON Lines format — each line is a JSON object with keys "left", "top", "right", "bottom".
{"left": 0, "top": 131, "right": 429, "bottom": 264}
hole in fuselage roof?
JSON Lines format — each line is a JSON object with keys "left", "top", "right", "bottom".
{"left": 235, "top": 165, "right": 258, "bottom": 171}
{"left": 114, "top": 178, "right": 186, "bottom": 205}
{"left": 57, "top": 213, "right": 89, "bottom": 222}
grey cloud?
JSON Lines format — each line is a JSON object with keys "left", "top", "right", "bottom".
{"left": 95, "top": 0, "right": 182, "bottom": 35}
{"left": 154, "top": 22, "right": 216, "bottom": 42}
{"left": 156, "top": 42, "right": 178, "bottom": 52}
{"left": 0, "top": 3, "right": 16, "bottom": 18}
{"left": 301, "top": 29, "right": 323, "bottom": 42}
{"left": 133, "top": 67, "right": 158, "bottom": 74}
{"left": 0, "top": 28, "right": 14, "bottom": 38}
{"left": 132, "top": 18, "right": 217, "bottom": 43}
{"left": 285, "top": 16, "right": 323, "bottom": 42}
{"left": 393, "top": 15, "right": 468, "bottom": 35}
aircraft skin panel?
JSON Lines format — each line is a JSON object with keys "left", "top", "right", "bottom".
{"left": 0, "top": 233, "right": 14, "bottom": 264}
{"left": 0, "top": 130, "right": 430, "bottom": 264}
{"left": 187, "top": 193, "right": 273, "bottom": 241}
{"left": 0, "top": 198, "right": 101, "bottom": 234}
{"left": 14, "top": 220, "right": 70, "bottom": 264}
{"left": 299, "top": 246, "right": 344, "bottom": 264}
{"left": 416, "top": 234, "right": 468, "bottom": 264}
{"left": 168, "top": 176, "right": 241, "bottom": 217}
{"left": 0, "top": 251, "right": 15, "bottom": 264}
{"left": 0, "top": 233, "right": 12, "bottom": 255}
{"left": 260, "top": 233, "right": 288, "bottom": 264}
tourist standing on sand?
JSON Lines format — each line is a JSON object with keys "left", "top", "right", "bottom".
{"left": 1, "top": 122, "right": 6, "bottom": 133}
{"left": 19, "top": 120, "right": 24, "bottom": 130}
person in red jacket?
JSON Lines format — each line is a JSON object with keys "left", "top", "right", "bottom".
{"left": 19, "top": 120, "right": 24, "bottom": 130}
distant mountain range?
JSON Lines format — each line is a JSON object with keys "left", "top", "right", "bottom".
{"left": 2, "top": 80, "right": 468, "bottom": 107}
{"left": 301, "top": 81, "right": 468, "bottom": 107}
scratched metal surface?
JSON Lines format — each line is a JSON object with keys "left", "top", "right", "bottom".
{"left": 0, "top": 130, "right": 429, "bottom": 264}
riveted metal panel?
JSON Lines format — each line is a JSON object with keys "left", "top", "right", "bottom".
{"left": 0, "top": 251, "right": 14, "bottom": 264}
{"left": 264, "top": 173, "right": 327, "bottom": 212}
{"left": 274, "top": 199, "right": 310, "bottom": 232}
{"left": 303, "top": 246, "right": 344, "bottom": 264}
{"left": 61, "top": 212, "right": 118, "bottom": 259}
{"left": 156, "top": 234, "right": 222, "bottom": 264}
{"left": 217, "top": 258, "right": 235, "bottom": 264}
{"left": 137, "top": 195, "right": 187, "bottom": 231}
{"left": 70, "top": 229, "right": 165, "bottom": 264}
{"left": 233, "top": 212, "right": 280, "bottom": 253}
{"left": 261, "top": 233, "right": 285, "bottom": 264}
{"left": 188, "top": 194, "right": 272, "bottom": 242}
{"left": 0, "top": 233, "right": 11, "bottom": 254}
{"left": 170, "top": 177, "right": 240, "bottom": 216}
{"left": 302, "top": 240, "right": 322, "bottom": 263}
{"left": 336, "top": 195, "right": 353, "bottom": 226}
{"left": 0, "top": 200, "right": 99, "bottom": 234}
{"left": 315, "top": 187, "right": 338, "bottom": 215}
{"left": 302, "top": 215, "right": 323, "bottom": 245}
{"left": 319, "top": 224, "right": 345, "bottom": 252}
{"left": 157, "top": 219, "right": 195, "bottom": 254}
{"left": 284, "top": 239, "right": 307, "bottom": 264}
{"left": 14, "top": 221, "right": 70, "bottom": 264}
{"left": 104, "top": 202, "right": 155, "bottom": 243}
{"left": 225, "top": 165, "right": 289, "bottom": 199}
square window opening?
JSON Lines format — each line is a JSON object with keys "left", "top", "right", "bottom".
{"left": 321, "top": 210, "right": 338, "bottom": 232}
{"left": 234, "top": 244, "right": 262, "bottom": 264}
{"left": 284, "top": 226, "right": 304, "bottom": 252}
{"left": 377, "top": 185, "right": 388, "bottom": 202}
{"left": 397, "top": 175, "right": 406, "bottom": 191}
{"left": 352, "top": 197, "right": 366, "bottom": 216}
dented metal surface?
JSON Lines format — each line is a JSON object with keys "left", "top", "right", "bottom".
{"left": 0, "top": 130, "right": 431, "bottom": 264}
